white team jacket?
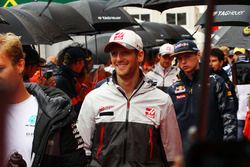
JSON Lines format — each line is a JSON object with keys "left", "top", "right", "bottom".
{"left": 146, "top": 63, "right": 179, "bottom": 88}
{"left": 77, "top": 76, "right": 182, "bottom": 167}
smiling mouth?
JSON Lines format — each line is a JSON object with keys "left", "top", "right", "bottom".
{"left": 116, "top": 64, "right": 127, "bottom": 68}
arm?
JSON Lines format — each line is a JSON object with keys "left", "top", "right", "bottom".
{"left": 76, "top": 93, "right": 96, "bottom": 156}
{"left": 215, "top": 77, "right": 237, "bottom": 140}
{"left": 160, "top": 95, "right": 183, "bottom": 163}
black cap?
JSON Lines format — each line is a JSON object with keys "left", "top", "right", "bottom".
{"left": 172, "top": 40, "right": 199, "bottom": 57}
{"left": 61, "top": 46, "right": 87, "bottom": 66}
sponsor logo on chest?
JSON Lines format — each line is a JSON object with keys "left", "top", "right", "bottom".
{"left": 145, "top": 107, "right": 156, "bottom": 119}
{"left": 174, "top": 85, "right": 186, "bottom": 94}
{"left": 98, "top": 105, "right": 114, "bottom": 112}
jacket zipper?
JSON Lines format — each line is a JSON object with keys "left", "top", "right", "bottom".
{"left": 123, "top": 100, "right": 130, "bottom": 164}
{"left": 149, "top": 128, "right": 153, "bottom": 160}
{"left": 96, "top": 126, "right": 105, "bottom": 160}
{"left": 116, "top": 80, "right": 145, "bottom": 164}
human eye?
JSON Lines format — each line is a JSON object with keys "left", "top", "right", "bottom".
{"left": 121, "top": 50, "right": 132, "bottom": 56}
{"left": 110, "top": 51, "right": 118, "bottom": 57}
{"left": 0, "top": 66, "right": 4, "bottom": 72}
{"left": 176, "top": 57, "right": 182, "bottom": 61}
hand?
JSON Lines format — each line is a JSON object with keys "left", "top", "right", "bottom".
{"left": 37, "top": 76, "right": 56, "bottom": 87}
{"left": 44, "top": 77, "right": 56, "bottom": 87}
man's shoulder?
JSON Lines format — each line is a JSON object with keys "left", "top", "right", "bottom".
{"left": 209, "top": 73, "right": 225, "bottom": 84}
{"left": 25, "top": 83, "right": 71, "bottom": 114}
{"left": 169, "top": 77, "right": 183, "bottom": 87}
{"left": 155, "top": 87, "right": 172, "bottom": 98}
{"left": 146, "top": 64, "right": 161, "bottom": 74}
{"left": 86, "top": 82, "right": 112, "bottom": 97}
{"left": 145, "top": 68, "right": 158, "bottom": 78}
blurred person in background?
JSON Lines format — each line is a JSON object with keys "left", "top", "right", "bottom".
{"left": 0, "top": 32, "right": 86, "bottom": 167}
{"left": 47, "top": 55, "right": 57, "bottom": 66}
{"left": 219, "top": 46, "right": 230, "bottom": 67}
{"left": 146, "top": 43, "right": 179, "bottom": 92}
{"left": 141, "top": 60, "right": 154, "bottom": 73}
{"left": 233, "top": 47, "right": 246, "bottom": 62}
{"left": 223, "top": 49, "right": 234, "bottom": 80}
{"left": 55, "top": 44, "right": 88, "bottom": 112}
{"left": 22, "top": 45, "right": 56, "bottom": 87}
{"left": 45, "top": 55, "right": 58, "bottom": 73}
{"left": 22, "top": 45, "right": 41, "bottom": 82}
{"left": 223, "top": 48, "right": 247, "bottom": 81}
{"left": 209, "top": 48, "right": 238, "bottom": 118}
{"left": 228, "top": 49, "right": 234, "bottom": 64}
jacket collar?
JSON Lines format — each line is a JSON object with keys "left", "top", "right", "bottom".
{"left": 111, "top": 69, "right": 144, "bottom": 85}
{"left": 179, "top": 69, "right": 200, "bottom": 85}
{"left": 211, "top": 69, "right": 230, "bottom": 82}
{"left": 108, "top": 69, "right": 156, "bottom": 98}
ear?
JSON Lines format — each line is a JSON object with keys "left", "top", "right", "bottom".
{"left": 157, "top": 54, "right": 161, "bottom": 60}
{"left": 16, "top": 59, "right": 25, "bottom": 75}
{"left": 137, "top": 50, "right": 144, "bottom": 63}
{"left": 196, "top": 53, "right": 200, "bottom": 61}
{"left": 220, "top": 60, "right": 224, "bottom": 67}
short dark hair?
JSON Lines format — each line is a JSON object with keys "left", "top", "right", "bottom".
{"left": 57, "top": 43, "right": 87, "bottom": 66}
{"left": 210, "top": 48, "right": 224, "bottom": 62}
{"left": 22, "top": 45, "right": 40, "bottom": 66}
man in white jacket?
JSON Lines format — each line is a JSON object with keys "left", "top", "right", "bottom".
{"left": 77, "top": 29, "right": 182, "bottom": 167}
{"left": 146, "top": 43, "right": 179, "bottom": 92}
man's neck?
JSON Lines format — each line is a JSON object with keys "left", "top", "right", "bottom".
{"left": 159, "top": 63, "right": 170, "bottom": 70}
{"left": 10, "top": 83, "right": 31, "bottom": 104}
{"left": 184, "top": 72, "right": 194, "bottom": 80}
{"left": 116, "top": 70, "right": 142, "bottom": 98}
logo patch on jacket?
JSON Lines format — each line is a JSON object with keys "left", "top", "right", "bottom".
{"left": 145, "top": 107, "right": 156, "bottom": 119}
{"left": 174, "top": 85, "right": 186, "bottom": 94}
{"left": 99, "top": 105, "right": 114, "bottom": 112}
{"left": 176, "top": 94, "right": 186, "bottom": 99}
{"left": 227, "top": 90, "right": 232, "bottom": 96}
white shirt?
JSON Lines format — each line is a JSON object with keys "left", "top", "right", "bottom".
{"left": 6, "top": 95, "right": 38, "bottom": 167}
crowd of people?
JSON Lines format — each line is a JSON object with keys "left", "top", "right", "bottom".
{"left": 1, "top": 29, "right": 249, "bottom": 167}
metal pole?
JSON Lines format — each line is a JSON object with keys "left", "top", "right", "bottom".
{"left": 85, "top": 35, "right": 88, "bottom": 49}
{"left": 197, "top": 0, "right": 216, "bottom": 141}
{"left": 94, "top": 34, "right": 98, "bottom": 64}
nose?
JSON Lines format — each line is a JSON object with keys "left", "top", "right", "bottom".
{"left": 113, "top": 52, "right": 125, "bottom": 61}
